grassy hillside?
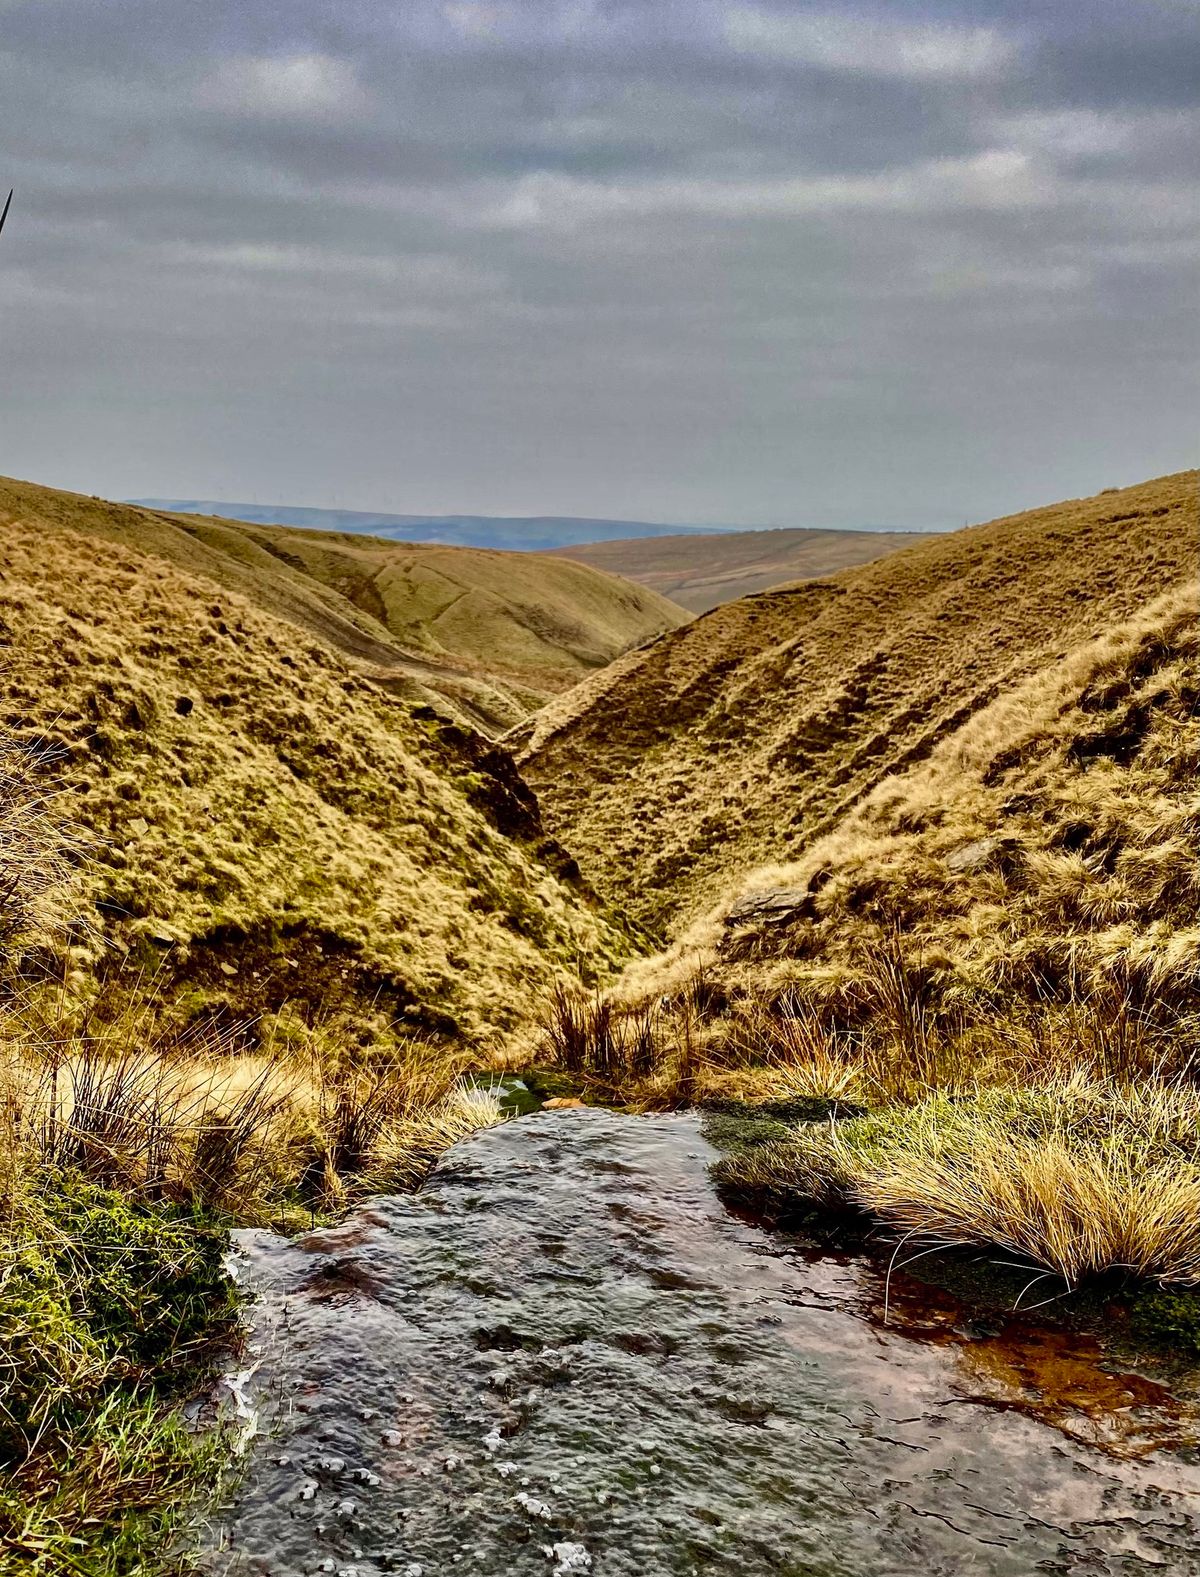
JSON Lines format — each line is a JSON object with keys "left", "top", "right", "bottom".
{"left": 526, "top": 470, "right": 1199, "bottom": 1298}
{"left": 227, "top": 520, "right": 689, "bottom": 716}
{"left": 616, "top": 577, "right": 1199, "bottom": 1027}
{"left": 0, "top": 509, "right": 634, "bottom": 1048}
{"left": 517, "top": 471, "right": 1197, "bottom": 933}
{"left": 558, "top": 578, "right": 1200, "bottom": 1280}
{"left": 0, "top": 478, "right": 686, "bottom": 735}
{"left": 550, "top": 524, "right": 935, "bottom": 613}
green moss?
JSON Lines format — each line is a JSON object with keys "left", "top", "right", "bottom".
{"left": 701, "top": 1110, "right": 795, "bottom": 1157}
{"left": 0, "top": 1176, "right": 237, "bottom": 1575}
{"left": 1128, "top": 1288, "right": 1200, "bottom": 1357}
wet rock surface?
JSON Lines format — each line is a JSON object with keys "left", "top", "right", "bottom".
{"left": 212, "top": 1111, "right": 1200, "bottom": 1576}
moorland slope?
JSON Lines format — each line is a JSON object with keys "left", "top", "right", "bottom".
{"left": 0, "top": 478, "right": 685, "bottom": 733}
{"left": 0, "top": 509, "right": 634, "bottom": 1046}
{"left": 550, "top": 524, "right": 934, "bottom": 612}
{"left": 517, "top": 471, "right": 1198, "bottom": 932}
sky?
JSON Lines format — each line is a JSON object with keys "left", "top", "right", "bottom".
{"left": 0, "top": 1, "right": 1196, "bottom": 530}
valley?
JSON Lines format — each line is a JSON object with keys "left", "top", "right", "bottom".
{"left": 1, "top": 467, "right": 1198, "bottom": 1576}
{"left": 1, "top": 478, "right": 685, "bottom": 735}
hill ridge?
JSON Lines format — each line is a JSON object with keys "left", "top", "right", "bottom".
{"left": 1, "top": 477, "right": 687, "bottom": 735}
{"left": 518, "top": 470, "right": 1198, "bottom": 931}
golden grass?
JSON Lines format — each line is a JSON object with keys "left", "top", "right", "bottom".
{"left": 0, "top": 510, "right": 634, "bottom": 1047}
{"left": 616, "top": 581, "right": 1200, "bottom": 1030}
{"left": 0, "top": 476, "right": 685, "bottom": 735}
{"left": 519, "top": 469, "right": 1197, "bottom": 932}
{"left": 1, "top": 1022, "right": 501, "bottom": 1226}
{"left": 720, "top": 1081, "right": 1200, "bottom": 1288}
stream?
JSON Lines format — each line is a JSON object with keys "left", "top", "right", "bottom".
{"left": 208, "top": 1109, "right": 1200, "bottom": 1576}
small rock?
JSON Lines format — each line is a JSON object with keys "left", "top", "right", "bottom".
{"left": 944, "top": 834, "right": 1020, "bottom": 875}
{"left": 723, "top": 887, "right": 814, "bottom": 929}
{"left": 543, "top": 1097, "right": 586, "bottom": 1109}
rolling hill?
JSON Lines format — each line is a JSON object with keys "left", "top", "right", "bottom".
{"left": 0, "top": 479, "right": 686, "bottom": 734}
{"left": 130, "top": 499, "right": 735, "bottom": 552}
{"left": 0, "top": 494, "right": 636, "bottom": 1046}
{"left": 515, "top": 471, "right": 1198, "bottom": 934}
{"left": 549, "top": 524, "right": 936, "bottom": 613}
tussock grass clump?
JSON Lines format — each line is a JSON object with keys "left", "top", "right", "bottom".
{"left": 718, "top": 1082, "right": 1200, "bottom": 1288}
{"left": 540, "top": 981, "right": 700, "bottom": 1106}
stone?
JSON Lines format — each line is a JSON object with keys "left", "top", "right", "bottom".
{"left": 723, "top": 887, "right": 814, "bottom": 929}
{"left": 944, "top": 835, "right": 1020, "bottom": 876}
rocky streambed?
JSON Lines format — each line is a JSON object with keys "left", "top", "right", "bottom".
{"left": 209, "top": 1110, "right": 1200, "bottom": 1576}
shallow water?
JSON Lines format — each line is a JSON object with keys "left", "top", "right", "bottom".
{"left": 210, "top": 1110, "right": 1200, "bottom": 1576}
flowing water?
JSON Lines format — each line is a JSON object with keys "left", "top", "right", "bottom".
{"left": 209, "top": 1109, "right": 1200, "bottom": 1576}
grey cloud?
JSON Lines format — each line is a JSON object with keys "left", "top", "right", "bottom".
{"left": 0, "top": 1, "right": 1195, "bottom": 528}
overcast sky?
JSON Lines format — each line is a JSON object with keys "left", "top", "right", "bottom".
{"left": 1, "top": 1, "right": 1196, "bottom": 529}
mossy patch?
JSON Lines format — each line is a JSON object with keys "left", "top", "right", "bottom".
{"left": 0, "top": 1176, "right": 236, "bottom": 1575}
{"left": 1128, "top": 1288, "right": 1200, "bottom": 1359}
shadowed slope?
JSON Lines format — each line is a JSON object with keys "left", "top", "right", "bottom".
{"left": 517, "top": 471, "right": 1197, "bottom": 931}
{"left": 0, "top": 516, "right": 632, "bottom": 1043}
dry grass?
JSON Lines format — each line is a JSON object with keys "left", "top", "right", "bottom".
{"left": 617, "top": 581, "right": 1200, "bottom": 1033}
{"left": 538, "top": 982, "right": 701, "bottom": 1107}
{"left": 0, "top": 475, "right": 685, "bottom": 736}
{"left": 0, "top": 499, "right": 634, "bottom": 1048}
{"left": 719, "top": 1081, "right": 1200, "bottom": 1288}
{"left": 520, "top": 469, "right": 1197, "bottom": 932}
{"left": 1, "top": 1023, "right": 501, "bottom": 1226}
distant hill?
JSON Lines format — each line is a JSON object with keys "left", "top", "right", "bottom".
{"left": 3, "top": 480, "right": 686, "bottom": 735}
{"left": 549, "top": 525, "right": 937, "bottom": 613}
{"left": 514, "top": 471, "right": 1198, "bottom": 931}
{"left": 129, "top": 500, "right": 734, "bottom": 552}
